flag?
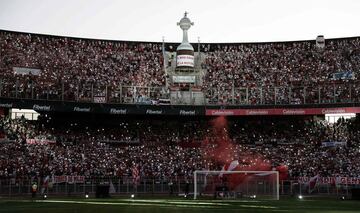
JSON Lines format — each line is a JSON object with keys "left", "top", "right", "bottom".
{"left": 308, "top": 174, "right": 320, "bottom": 193}
{"left": 41, "top": 175, "right": 50, "bottom": 194}
{"left": 228, "top": 160, "right": 239, "bottom": 171}
{"left": 109, "top": 180, "right": 116, "bottom": 194}
{"left": 219, "top": 160, "right": 239, "bottom": 177}
{"left": 219, "top": 165, "right": 226, "bottom": 178}
{"left": 331, "top": 176, "right": 341, "bottom": 188}
{"left": 218, "top": 160, "right": 244, "bottom": 190}
{"left": 132, "top": 165, "right": 140, "bottom": 185}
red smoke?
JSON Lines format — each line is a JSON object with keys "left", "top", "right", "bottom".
{"left": 202, "top": 116, "right": 288, "bottom": 188}
{"left": 203, "top": 116, "right": 271, "bottom": 169}
{"left": 202, "top": 116, "right": 235, "bottom": 166}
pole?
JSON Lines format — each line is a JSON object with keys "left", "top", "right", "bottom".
{"left": 118, "top": 178, "right": 121, "bottom": 194}
{"left": 77, "top": 81, "right": 80, "bottom": 102}
{"left": 0, "top": 79, "right": 2, "bottom": 97}
{"left": 190, "top": 86, "right": 193, "bottom": 104}
{"left": 105, "top": 85, "right": 108, "bottom": 103}
{"left": 47, "top": 85, "right": 50, "bottom": 100}
{"left": 232, "top": 80, "right": 235, "bottom": 105}
{"left": 15, "top": 79, "right": 18, "bottom": 98}
{"left": 274, "top": 87, "right": 277, "bottom": 105}
{"left": 194, "top": 171, "right": 197, "bottom": 199}
{"left": 288, "top": 87, "right": 292, "bottom": 104}
{"left": 119, "top": 84, "right": 122, "bottom": 103}
{"left": 162, "top": 36, "right": 168, "bottom": 88}
{"left": 246, "top": 87, "right": 249, "bottom": 104}
{"left": 198, "top": 37, "right": 201, "bottom": 63}
{"left": 91, "top": 84, "right": 94, "bottom": 102}
{"left": 333, "top": 84, "right": 336, "bottom": 103}
{"left": 349, "top": 83, "right": 352, "bottom": 102}
{"left": 276, "top": 171, "right": 279, "bottom": 200}
{"left": 31, "top": 82, "right": 34, "bottom": 99}
{"left": 61, "top": 81, "right": 64, "bottom": 101}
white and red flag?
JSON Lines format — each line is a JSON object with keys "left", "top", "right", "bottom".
{"left": 308, "top": 174, "right": 320, "bottom": 193}
{"left": 132, "top": 165, "right": 140, "bottom": 185}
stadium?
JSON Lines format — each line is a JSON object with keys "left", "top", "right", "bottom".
{"left": 1, "top": 0, "right": 360, "bottom": 212}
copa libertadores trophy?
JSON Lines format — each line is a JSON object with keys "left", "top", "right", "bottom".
{"left": 176, "top": 12, "right": 194, "bottom": 68}
{"left": 168, "top": 12, "right": 205, "bottom": 105}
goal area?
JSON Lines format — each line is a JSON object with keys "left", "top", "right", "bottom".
{"left": 193, "top": 170, "right": 279, "bottom": 200}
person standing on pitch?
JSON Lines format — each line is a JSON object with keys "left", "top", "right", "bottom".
{"left": 31, "top": 182, "right": 38, "bottom": 199}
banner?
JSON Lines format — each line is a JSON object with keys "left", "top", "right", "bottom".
{"left": 206, "top": 107, "right": 360, "bottom": 116}
{"left": 13, "top": 67, "right": 41, "bottom": 76}
{"left": 53, "top": 176, "right": 85, "bottom": 184}
{"left": 297, "top": 176, "right": 360, "bottom": 185}
{"left": 330, "top": 71, "right": 354, "bottom": 80}
{"left": 100, "top": 140, "right": 140, "bottom": 145}
{"left": 3, "top": 96, "right": 360, "bottom": 117}
{"left": 94, "top": 96, "right": 106, "bottom": 103}
{"left": 321, "top": 141, "right": 347, "bottom": 147}
{"left": 176, "top": 55, "right": 194, "bottom": 67}
{"left": 26, "top": 139, "right": 56, "bottom": 145}
{"left": 173, "top": 76, "right": 196, "bottom": 83}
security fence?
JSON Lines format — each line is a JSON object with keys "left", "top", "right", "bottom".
{"left": 2, "top": 78, "right": 360, "bottom": 105}
{"left": 0, "top": 177, "right": 354, "bottom": 198}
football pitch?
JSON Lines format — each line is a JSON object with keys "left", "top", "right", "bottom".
{"left": 1, "top": 197, "right": 360, "bottom": 213}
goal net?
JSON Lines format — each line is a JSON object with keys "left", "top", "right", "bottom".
{"left": 193, "top": 170, "right": 279, "bottom": 200}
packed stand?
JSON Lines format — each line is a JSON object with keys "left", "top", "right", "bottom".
{"left": 2, "top": 30, "right": 360, "bottom": 105}
{"left": 0, "top": 31, "right": 165, "bottom": 102}
{"left": 0, "top": 114, "right": 360, "bottom": 181}
{"left": 203, "top": 39, "right": 360, "bottom": 104}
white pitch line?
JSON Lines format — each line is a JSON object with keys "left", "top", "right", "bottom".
{"left": 34, "top": 200, "right": 226, "bottom": 209}
{"left": 33, "top": 199, "right": 277, "bottom": 209}
{"left": 120, "top": 199, "right": 260, "bottom": 203}
{"left": 120, "top": 199, "right": 231, "bottom": 206}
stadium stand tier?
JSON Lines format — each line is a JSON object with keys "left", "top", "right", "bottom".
{"left": 0, "top": 114, "right": 359, "bottom": 180}
{"left": 1, "top": 30, "right": 360, "bottom": 105}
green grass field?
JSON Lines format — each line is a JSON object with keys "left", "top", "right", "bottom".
{"left": 1, "top": 197, "right": 360, "bottom": 213}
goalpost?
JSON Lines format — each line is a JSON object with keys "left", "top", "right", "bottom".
{"left": 193, "top": 170, "right": 279, "bottom": 200}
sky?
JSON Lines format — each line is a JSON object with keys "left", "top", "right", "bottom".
{"left": 0, "top": 0, "right": 359, "bottom": 43}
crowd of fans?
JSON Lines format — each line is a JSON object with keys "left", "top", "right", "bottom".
{"left": 0, "top": 114, "right": 359, "bottom": 181}
{"left": 1, "top": 30, "right": 360, "bottom": 189}
{"left": 0, "top": 31, "right": 165, "bottom": 103}
{"left": 1, "top": 30, "right": 360, "bottom": 105}
{"left": 203, "top": 39, "right": 360, "bottom": 104}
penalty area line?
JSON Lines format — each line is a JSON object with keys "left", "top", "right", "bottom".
{"left": 34, "top": 200, "right": 229, "bottom": 209}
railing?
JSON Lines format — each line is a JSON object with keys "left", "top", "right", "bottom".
{"left": 0, "top": 78, "right": 168, "bottom": 105}
{"left": 0, "top": 177, "right": 354, "bottom": 197}
{"left": 1, "top": 78, "right": 360, "bottom": 105}
{"left": 0, "top": 177, "right": 191, "bottom": 197}
{"left": 280, "top": 180, "right": 351, "bottom": 197}
{"left": 205, "top": 83, "right": 360, "bottom": 105}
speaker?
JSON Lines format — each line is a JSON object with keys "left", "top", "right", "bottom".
{"left": 96, "top": 185, "right": 110, "bottom": 198}
{"left": 351, "top": 188, "right": 360, "bottom": 200}
{"left": 316, "top": 35, "right": 325, "bottom": 48}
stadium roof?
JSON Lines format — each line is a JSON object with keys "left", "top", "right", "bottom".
{"left": 0, "top": 0, "right": 360, "bottom": 43}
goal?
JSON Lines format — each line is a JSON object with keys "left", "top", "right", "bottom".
{"left": 193, "top": 170, "right": 279, "bottom": 200}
